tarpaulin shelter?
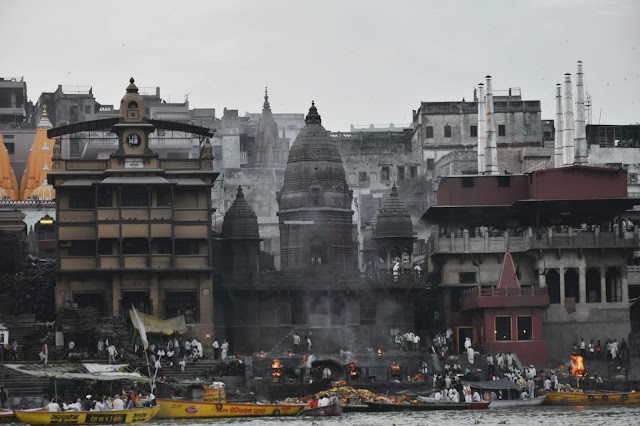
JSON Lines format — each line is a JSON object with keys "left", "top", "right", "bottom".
{"left": 4, "top": 363, "right": 148, "bottom": 382}
{"left": 128, "top": 309, "right": 187, "bottom": 335}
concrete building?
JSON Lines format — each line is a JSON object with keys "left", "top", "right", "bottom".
{"left": 47, "top": 78, "right": 218, "bottom": 340}
{"left": 412, "top": 84, "right": 543, "bottom": 174}
{"left": 422, "top": 165, "right": 639, "bottom": 363}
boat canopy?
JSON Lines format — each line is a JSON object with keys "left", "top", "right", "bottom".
{"left": 462, "top": 378, "right": 521, "bottom": 390}
{"left": 4, "top": 363, "right": 149, "bottom": 382}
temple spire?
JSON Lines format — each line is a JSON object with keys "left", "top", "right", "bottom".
{"left": 263, "top": 87, "right": 270, "bottom": 110}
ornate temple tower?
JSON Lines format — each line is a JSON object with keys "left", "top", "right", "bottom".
{"left": 221, "top": 186, "right": 261, "bottom": 282}
{"left": 250, "top": 88, "right": 287, "bottom": 168}
{"left": 373, "top": 184, "right": 415, "bottom": 273}
{"left": 277, "top": 102, "right": 356, "bottom": 271}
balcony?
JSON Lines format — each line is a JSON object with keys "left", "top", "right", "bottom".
{"left": 428, "top": 227, "right": 639, "bottom": 255}
{"left": 151, "top": 255, "right": 172, "bottom": 268}
{"left": 123, "top": 256, "right": 148, "bottom": 268}
{"left": 99, "top": 256, "right": 120, "bottom": 269}
{"left": 174, "top": 209, "right": 209, "bottom": 222}
{"left": 174, "top": 255, "right": 209, "bottom": 269}
{"left": 97, "top": 224, "right": 119, "bottom": 238}
{"left": 58, "top": 226, "right": 96, "bottom": 240}
{"left": 121, "top": 208, "right": 149, "bottom": 220}
{"left": 60, "top": 257, "right": 96, "bottom": 270}
{"left": 121, "top": 224, "right": 149, "bottom": 238}
{"left": 460, "top": 286, "right": 549, "bottom": 311}
{"left": 174, "top": 224, "right": 208, "bottom": 238}
{"left": 150, "top": 208, "right": 172, "bottom": 220}
{"left": 58, "top": 210, "right": 95, "bottom": 223}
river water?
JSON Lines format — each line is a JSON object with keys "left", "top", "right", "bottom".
{"left": 153, "top": 405, "right": 640, "bottom": 426}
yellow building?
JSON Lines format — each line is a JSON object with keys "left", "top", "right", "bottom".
{"left": 48, "top": 78, "right": 217, "bottom": 340}
{"left": 20, "top": 107, "right": 55, "bottom": 201}
{"left": 0, "top": 132, "right": 19, "bottom": 200}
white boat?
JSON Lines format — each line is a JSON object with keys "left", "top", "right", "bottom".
{"left": 489, "top": 395, "right": 546, "bottom": 408}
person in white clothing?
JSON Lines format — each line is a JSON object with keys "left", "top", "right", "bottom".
{"left": 107, "top": 344, "right": 117, "bottom": 364}
{"left": 112, "top": 396, "right": 124, "bottom": 411}
{"left": 318, "top": 395, "right": 330, "bottom": 407}
{"left": 212, "top": 339, "right": 220, "bottom": 360}
{"left": 46, "top": 399, "right": 61, "bottom": 412}
{"left": 221, "top": 340, "right": 229, "bottom": 361}
{"left": 67, "top": 399, "right": 82, "bottom": 412}
{"left": 472, "top": 391, "right": 481, "bottom": 402}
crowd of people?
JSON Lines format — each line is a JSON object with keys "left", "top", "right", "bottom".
{"left": 577, "top": 337, "right": 628, "bottom": 361}
{"left": 44, "top": 390, "right": 156, "bottom": 412}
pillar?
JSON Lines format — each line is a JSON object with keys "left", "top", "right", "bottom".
{"left": 538, "top": 259, "right": 547, "bottom": 287}
{"left": 559, "top": 266, "right": 565, "bottom": 305}
{"left": 621, "top": 266, "right": 629, "bottom": 303}
{"left": 150, "top": 273, "right": 159, "bottom": 316}
{"left": 112, "top": 274, "right": 122, "bottom": 316}
{"left": 578, "top": 265, "right": 586, "bottom": 304}
{"left": 600, "top": 267, "right": 607, "bottom": 303}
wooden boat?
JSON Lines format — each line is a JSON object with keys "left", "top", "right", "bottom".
{"left": 155, "top": 399, "right": 304, "bottom": 418}
{"left": 490, "top": 396, "right": 546, "bottom": 408}
{"left": 0, "top": 410, "right": 16, "bottom": 423}
{"left": 299, "top": 403, "right": 343, "bottom": 416}
{"left": 367, "top": 401, "right": 490, "bottom": 411}
{"left": 544, "top": 391, "right": 640, "bottom": 406}
{"left": 342, "top": 404, "right": 371, "bottom": 413}
{"left": 14, "top": 406, "right": 160, "bottom": 425}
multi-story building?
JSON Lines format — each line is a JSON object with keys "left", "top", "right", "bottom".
{"left": 422, "top": 165, "right": 639, "bottom": 363}
{"left": 412, "top": 86, "right": 544, "bottom": 174}
{"left": 47, "top": 79, "right": 218, "bottom": 339}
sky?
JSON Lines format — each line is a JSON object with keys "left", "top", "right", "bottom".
{"left": 3, "top": 0, "right": 640, "bottom": 131}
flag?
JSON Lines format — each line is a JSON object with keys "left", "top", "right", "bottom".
{"left": 130, "top": 305, "right": 149, "bottom": 351}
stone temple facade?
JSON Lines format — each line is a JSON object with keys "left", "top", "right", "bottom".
{"left": 213, "top": 103, "right": 429, "bottom": 355}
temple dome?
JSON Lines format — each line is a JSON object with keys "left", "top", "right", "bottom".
{"left": 20, "top": 107, "right": 54, "bottom": 200}
{"left": 222, "top": 186, "right": 261, "bottom": 240}
{"left": 278, "top": 102, "right": 352, "bottom": 211}
{"left": 30, "top": 182, "right": 55, "bottom": 201}
{"left": 0, "top": 132, "right": 19, "bottom": 200}
{"left": 374, "top": 184, "right": 414, "bottom": 239}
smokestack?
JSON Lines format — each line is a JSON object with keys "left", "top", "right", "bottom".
{"left": 562, "top": 73, "right": 575, "bottom": 166}
{"left": 554, "top": 84, "right": 563, "bottom": 168}
{"left": 574, "top": 61, "right": 587, "bottom": 165}
{"left": 477, "top": 83, "right": 486, "bottom": 175}
{"left": 485, "top": 76, "right": 498, "bottom": 175}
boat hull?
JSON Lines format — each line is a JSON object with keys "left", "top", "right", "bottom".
{"left": 14, "top": 406, "right": 160, "bottom": 425}
{"left": 544, "top": 391, "right": 640, "bottom": 406}
{"left": 367, "top": 401, "right": 490, "bottom": 411}
{"left": 300, "top": 404, "right": 342, "bottom": 416}
{"left": 490, "top": 396, "right": 546, "bottom": 408}
{"left": 155, "top": 399, "right": 304, "bottom": 418}
{"left": 0, "top": 410, "right": 16, "bottom": 423}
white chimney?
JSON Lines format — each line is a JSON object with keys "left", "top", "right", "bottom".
{"left": 574, "top": 61, "right": 587, "bottom": 165}
{"left": 485, "top": 76, "right": 498, "bottom": 175}
{"left": 554, "top": 84, "right": 563, "bottom": 168}
{"left": 562, "top": 73, "right": 575, "bottom": 166}
{"left": 477, "top": 83, "right": 486, "bottom": 175}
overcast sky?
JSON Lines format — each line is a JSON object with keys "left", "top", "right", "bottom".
{"left": 4, "top": 0, "right": 639, "bottom": 131}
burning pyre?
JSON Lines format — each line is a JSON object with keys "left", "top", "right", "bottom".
{"left": 377, "top": 349, "right": 382, "bottom": 356}
{"left": 570, "top": 355, "right": 585, "bottom": 376}
{"left": 390, "top": 362, "right": 401, "bottom": 379}
{"left": 271, "top": 359, "right": 283, "bottom": 382}
{"left": 258, "top": 350, "right": 268, "bottom": 358}
{"left": 346, "top": 361, "right": 361, "bottom": 381}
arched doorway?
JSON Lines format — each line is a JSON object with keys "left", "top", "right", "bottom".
{"left": 546, "top": 269, "right": 560, "bottom": 304}
{"left": 564, "top": 268, "right": 580, "bottom": 303}
{"left": 586, "top": 268, "right": 601, "bottom": 303}
{"left": 606, "top": 268, "right": 622, "bottom": 302}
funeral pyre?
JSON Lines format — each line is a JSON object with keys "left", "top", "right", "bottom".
{"left": 271, "top": 359, "right": 283, "bottom": 383}
{"left": 282, "top": 383, "right": 425, "bottom": 406}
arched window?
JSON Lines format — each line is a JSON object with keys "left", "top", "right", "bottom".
{"left": 425, "top": 126, "right": 434, "bottom": 138}
{"left": 546, "top": 269, "right": 560, "bottom": 304}
{"left": 586, "top": 268, "right": 601, "bottom": 303}
{"left": 128, "top": 101, "right": 138, "bottom": 109}
{"left": 444, "top": 124, "right": 452, "bottom": 138}
{"left": 310, "top": 239, "right": 326, "bottom": 265}
{"left": 565, "top": 268, "right": 580, "bottom": 303}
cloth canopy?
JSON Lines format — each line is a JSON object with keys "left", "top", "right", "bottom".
{"left": 128, "top": 309, "right": 187, "bottom": 335}
{"left": 4, "top": 363, "right": 148, "bottom": 382}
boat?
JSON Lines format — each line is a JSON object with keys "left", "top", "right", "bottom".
{"left": 366, "top": 401, "right": 490, "bottom": 411}
{"left": 155, "top": 399, "right": 304, "bottom": 418}
{"left": 14, "top": 406, "right": 161, "bottom": 425}
{"left": 544, "top": 391, "right": 640, "bottom": 406}
{"left": 0, "top": 410, "right": 16, "bottom": 423}
{"left": 299, "top": 403, "right": 343, "bottom": 416}
{"left": 342, "top": 404, "right": 371, "bottom": 413}
{"left": 489, "top": 395, "right": 546, "bottom": 408}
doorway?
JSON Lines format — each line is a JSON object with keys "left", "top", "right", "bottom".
{"left": 457, "top": 326, "right": 474, "bottom": 353}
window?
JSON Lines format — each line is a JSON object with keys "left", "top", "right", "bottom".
{"left": 70, "top": 105, "right": 79, "bottom": 122}
{"left": 450, "top": 289, "right": 464, "bottom": 312}
{"left": 444, "top": 124, "right": 452, "bottom": 138}
{"left": 68, "top": 240, "right": 96, "bottom": 257}
{"left": 410, "top": 166, "right": 417, "bottom": 178}
{"left": 517, "top": 316, "right": 532, "bottom": 341}
{"left": 97, "top": 187, "right": 114, "bottom": 207}
{"left": 121, "top": 187, "right": 149, "bottom": 207}
{"left": 459, "top": 272, "right": 476, "bottom": 284}
{"left": 397, "top": 166, "right": 405, "bottom": 181}
{"left": 426, "top": 159, "right": 434, "bottom": 170}
{"left": 381, "top": 166, "right": 390, "bottom": 182}
{"left": 495, "top": 316, "right": 512, "bottom": 341}
{"left": 359, "top": 172, "right": 367, "bottom": 182}
{"left": 156, "top": 190, "right": 172, "bottom": 207}
{"left": 498, "top": 125, "right": 506, "bottom": 136}
{"left": 69, "top": 189, "right": 95, "bottom": 208}
{"left": 98, "top": 239, "right": 112, "bottom": 255}
{"left": 213, "top": 145, "right": 223, "bottom": 160}
{"left": 425, "top": 126, "right": 434, "bottom": 138}
{"left": 462, "top": 178, "right": 474, "bottom": 188}
{"left": 470, "top": 125, "right": 478, "bottom": 137}
{"left": 498, "top": 176, "right": 511, "bottom": 187}
{"left": 122, "top": 238, "right": 149, "bottom": 255}
{"left": 175, "top": 239, "right": 199, "bottom": 255}
{"left": 5, "top": 143, "right": 14, "bottom": 155}
{"left": 128, "top": 101, "right": 138, "bottom": 109}
{"left": 544, "top": 131, "right": 552, "bottom": 139}
{"left": 153, "top": 238, "right": 172, "bottom": 254}
{"left": 360, "top": 298, "right": 376, "bottom": 325}
{"left": 84, "top": 105, "right": 92, "bottom": 114}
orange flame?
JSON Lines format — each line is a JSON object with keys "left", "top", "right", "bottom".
{"left": 347, "top": 361, "right": 359, "bottom": 376}
{"left": 272, "top": 359, "right": 281, "bottom": 369}
{"left": 391, "top": 362, "right": 401, "bottom": 374}
{"left": 377, "top": 349, "right": 382, "bottom": 356}
{"left": 570, "top": 355, "right": 585, "bottom": 376}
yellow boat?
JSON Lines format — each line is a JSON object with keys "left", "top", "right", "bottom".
{"left": 544, "top": 391, "right": 640, "bottom": 406}
{"left": 155, "top": 399, "right": 304, "bottom": 418}
{"left": 14, "top": 406, "right": 160, "bottom": 425}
